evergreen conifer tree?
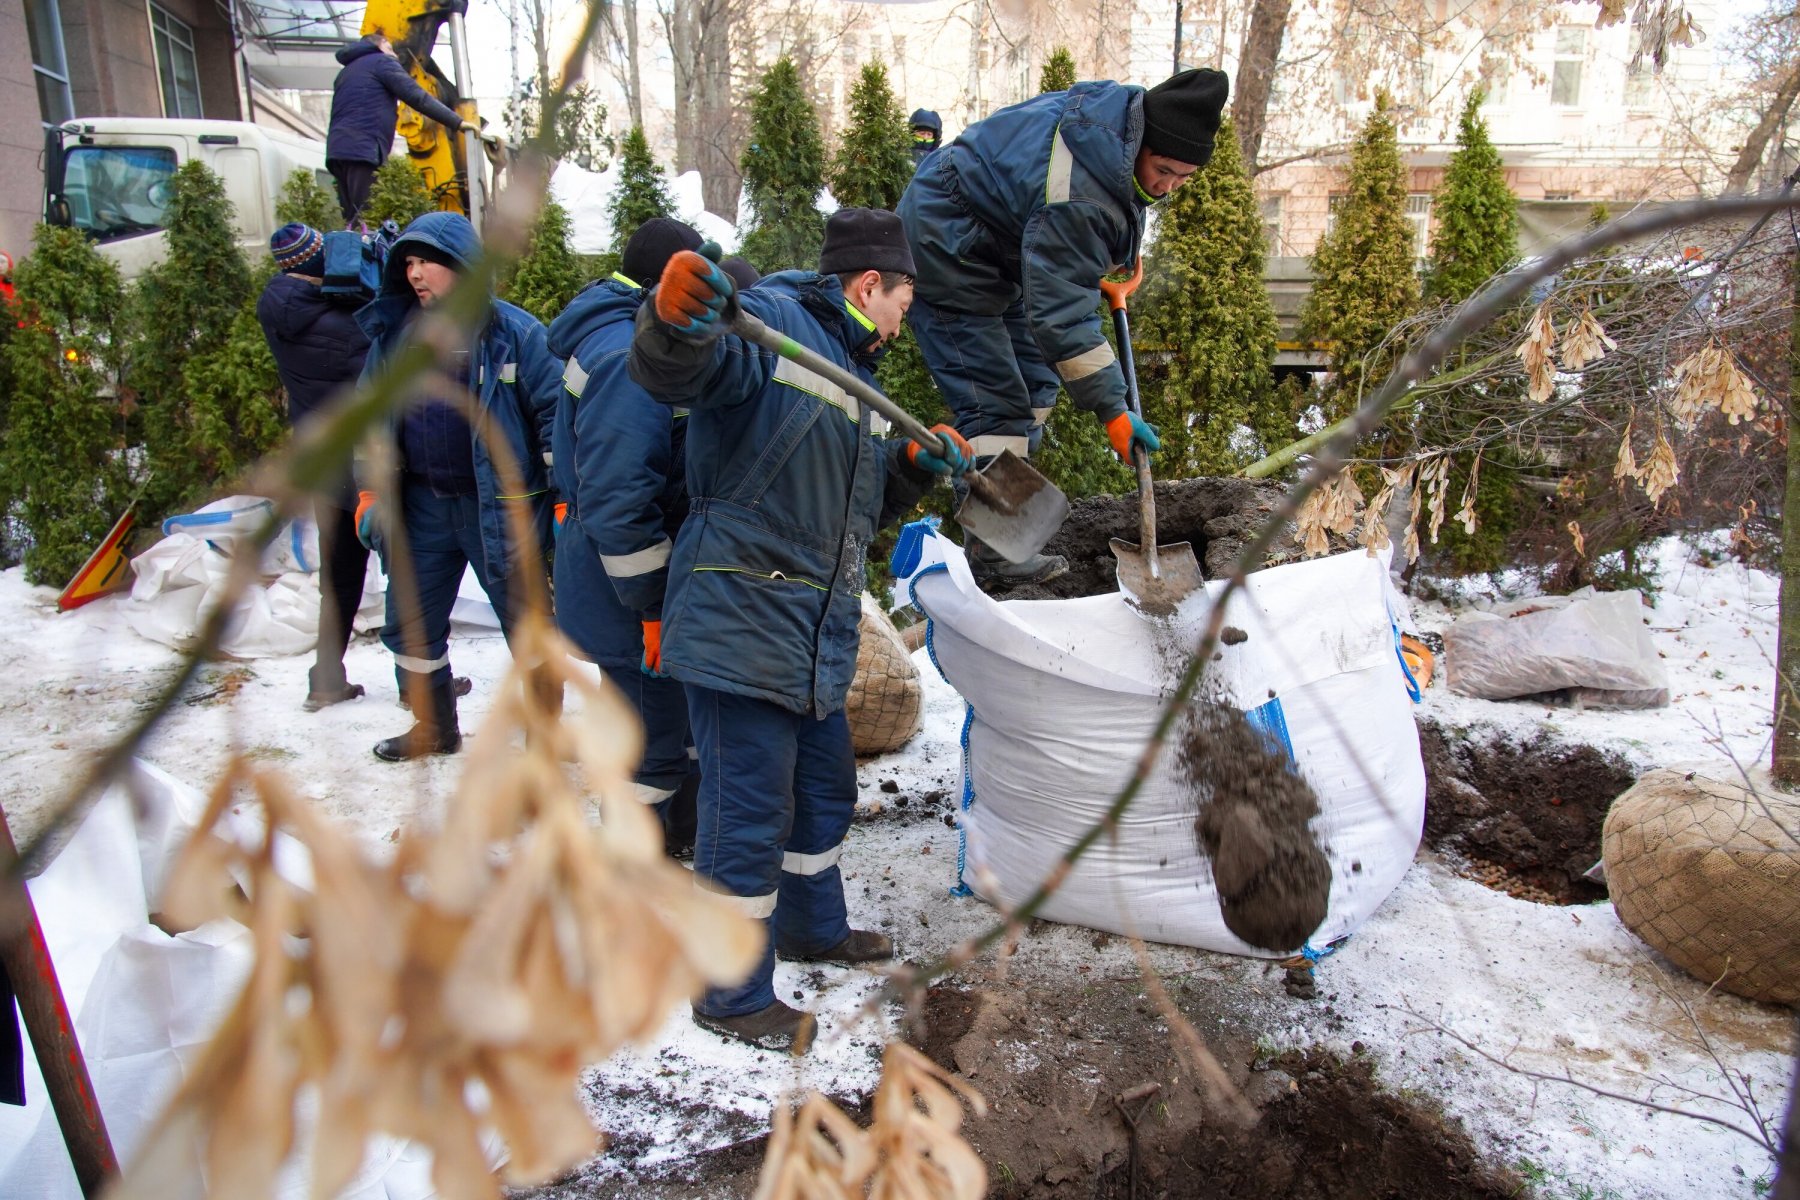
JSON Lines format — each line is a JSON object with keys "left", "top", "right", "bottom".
{"left": 275, "top": 168, "right": 343, "bottom": 231}
{"left": 180, "top": 284, "right": 287, "bottom": 495}
{"left": 608, "top": 127, "right": 677, "bottom": 262}
{"left": 1423, "top": 92, "right": 1517, "bottom": 305}
{"left": 738, "top": 59, "right": 826, "bottom": 273}
{"left": 0, "top": 226, "right": 133, "bottom": 584}
{"left": 506, "top": 201, "right": 586, "bottom": 323}
{"left": 1040, "top": 46, "right": 1077, "bottom": 93}
{"left": 828, "top": 63, "right": 913, "bottom": 210}
{"left": 127, "top": 161, "right": 255, "bottom": 516}
{"left": 363, "top": 156, "right": 438, "bottom": 228}
{"left": 1299, "top": 94, "right": 1419, "bottom": 421}
{"left": 1136, "top": 119, "right": 1285, "bottom": 474}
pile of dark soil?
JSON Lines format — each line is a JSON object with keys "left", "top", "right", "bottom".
{"left": 993, "top": 477, "right": 1287, "bottom": 601}
{"left": 1181, "top": 704, "right": 1331, "bottom": 952}
{"left": 1418, "top": 717, "right": 1637, "bottom": 904}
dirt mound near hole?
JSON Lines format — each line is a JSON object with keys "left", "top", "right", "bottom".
{"left": 993, "top": 477, "right": 1288, "bottom": 601}
{"left": 1182, "top": 704, "right": 1331, "bottom": 951}
{"left": 1418, "top": 717, "right": 1637, "bottom": 904}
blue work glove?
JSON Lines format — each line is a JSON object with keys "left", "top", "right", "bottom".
{"left": 654, "top": 248, "right": 736, "bottom": 339}
{"left": 1105, "top": 410, "right": 1162, "bottom": 463}
{"left": 906, "top": 423, "right": 974, "bottom": 476}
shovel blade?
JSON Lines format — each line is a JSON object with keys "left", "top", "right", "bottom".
{"left": 1110, "top": 536, "right": 1205, "bottom": 616}
{"left": 955, "top": 450, "right": 1070, "bottom": 564}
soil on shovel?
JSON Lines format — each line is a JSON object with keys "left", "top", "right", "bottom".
{"left": 1417, "top": 717, "right": 1637, "bottom": 904}
{"left": 1181, "top": 703, "right": 1332, "bottom": 952}
{"left": 992, "top": 477, "right": 1288, "bottom": 601}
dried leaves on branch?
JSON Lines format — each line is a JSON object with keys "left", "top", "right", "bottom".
{"left": 111, "top": 619, "right": 762, "bottom": 1199}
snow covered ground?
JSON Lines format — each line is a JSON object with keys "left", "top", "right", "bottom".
{"left": 0, "top": 533, "right": 1792, "bottom": 1199}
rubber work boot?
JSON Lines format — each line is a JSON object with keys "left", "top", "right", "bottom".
{"left": 303, "top": 664, "right": 365, "bottom": 712}
{"left": 778, "top": 928, "right": 895, "bottom": 967}
{"left": 399, "top": 675, "right": 471, "bottom": 710}
{"left": 965, "top": 535, "right": 1069, "bottom": 587}
{"left": 374, "top": 672, "right": 462, "bottom": 762}
{"left": 693, "top": 1001, "right": 816, "bottom": 1053}
{"left": 662, "top": 772, "right": 699, "bottom": 862}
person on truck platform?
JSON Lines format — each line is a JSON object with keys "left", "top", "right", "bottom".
{"left": 545, "top": 217, "right": 710, "bottom": 860}
{"left": 897, "top": 67, "right": 1229, "bottom": 585}
{"left": 353, "top": 211, "right": 561, "bottom": 762}
{"left": 327, "top": 33, "right": 479, "bottom": 226}
{"left": 628, "top": 208, "right": 973, "bottom": 1051}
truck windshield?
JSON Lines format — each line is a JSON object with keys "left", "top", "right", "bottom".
{"left": 61, "top": 146, "right": 179, "bottom": 242}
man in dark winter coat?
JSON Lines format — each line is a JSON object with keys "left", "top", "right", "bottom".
{"left": 629, "top": 209, "right": 971, "bottom": 1051}
{"left": 256, "top": 222, "right": 374, "bottom": 711}
{"left": 546, "top": 217, "right": 707, "bottom": 858}
{"left": 898, "top": 67, "right": 1228, "bottom": 584}
{"left": 327, "top": 33, "right": 475, "bottom": 224}
{"left": 355, "top": 211, "right": 561, "bottom": 761}
{"left": 908, "top": 108, "right": 942, "bottom": 169}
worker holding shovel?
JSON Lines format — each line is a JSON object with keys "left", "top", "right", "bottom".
{"left": 628, "top": 209, "right": 971, "bottom": 1052}
{"left": 898, "top": 66, "right": 1229, "bottom": 584}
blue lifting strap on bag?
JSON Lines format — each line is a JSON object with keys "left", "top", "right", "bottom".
{"left": 321, "top": 220, "right": 399, "bottom": 301}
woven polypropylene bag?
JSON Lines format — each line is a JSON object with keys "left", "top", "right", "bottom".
{"left": 1603, "top": 769, "right": 1800, "bottom": 1006}
{"left": 846, "top": 597, "right": 923, "bottom": 755}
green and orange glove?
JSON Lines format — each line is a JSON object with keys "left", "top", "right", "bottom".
{"left": 553, "top": 500, "right": 568, "bottom": 533}
{"left": 641, "top": 618, "right": 668, "bottom": 677}
{"left": 1104, "top": 410, "right": 1161, "bottom": 464}
{"left": 354, "top": 490, "right": 379, "bottom": 548}
{"left": 906, "top": 423, "right": 974, "bottom": 476}
{"left": 654, "top": 248, "right": 736, "bottom": 339}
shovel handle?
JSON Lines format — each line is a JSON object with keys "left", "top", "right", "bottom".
{"left": 1105, "top": 281, "right": 1159, "bottom": 567}
{"left": 1099, "top": 258, "right": 1143, "bottom": 312}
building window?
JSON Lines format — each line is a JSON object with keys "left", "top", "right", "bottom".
{"left": 1260, "top": 195, "right": 1284, "bottom": 253}
{"left": 1478, "top": 40, "right": 1513, "bottom": 105}
{"left": 1624, "top": 61, "right": 1655, "bottom": 107}
{"left": 1543, "top": 191, "right": 1574, "bottom": 201}
{"left": 1551, "top": 26, "right": 1585, "bottom": 107}
{"left": 1407, "top": 193, "right": 1432, "bottom": 258}
{"left": 26, "top": 0, "right": 74, "bottom": 130}
{"left": 151, "top": 3, "right": 204, "bottom": 118}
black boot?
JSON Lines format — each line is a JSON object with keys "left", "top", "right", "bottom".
{"left": 692, "top": 1001, "right": 815, "bottom": 1053}
{"left": 399, "top": 675, "right": 471, "bottom": 709}
{"left": 662, "top": 771, "right": 699, "bottom": 862}
{"left": 777, "top": 929, "right": 895, "bottom": 967}
{"left": 375, "top": 671, "right": 462, "bottom": 762}
{"left": 965, "top": 535, "right": 1069, "bottom": 586}
{"left": 303, "top": 663, "right": 365, "bottom": 712}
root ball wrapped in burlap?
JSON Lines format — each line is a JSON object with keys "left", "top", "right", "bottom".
{"left": 1602, "top": 768, "right": 1800, "bottom": 1006}
{"left": 846, "top": 596, "right": 922, "bottom": 756}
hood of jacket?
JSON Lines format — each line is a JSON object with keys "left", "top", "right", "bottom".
{"left": 759, "top": 269, "right": 887, "bottom": 371}
{"left": 335, "top": 37, "right": 383, "bottom": 66}
{"left": 358, "top": 211, "right": 483, "bottom": 344}
{"left": 1055, "top": 80, "right": 1147, "bottom": 214}
{"left": 909, "top": 108, "right": 942, "bottom": 136}
{"left": 546, "top": 277, "right": 640, "bottom": 361}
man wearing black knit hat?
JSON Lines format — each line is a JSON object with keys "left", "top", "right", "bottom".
{"left": 898, "top": 66, "right": 1228, "bottom": 585}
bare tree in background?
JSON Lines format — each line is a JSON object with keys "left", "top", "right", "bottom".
{"left": 1721, "top": 2, "right": 1800, "bottom": 193}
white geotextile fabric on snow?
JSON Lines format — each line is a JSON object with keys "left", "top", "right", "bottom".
{"left": 0, "top": 761, "right": 438, "bottom": 1198}
{"left": 896, "top": 529, "right": 1426, "bottom": 957}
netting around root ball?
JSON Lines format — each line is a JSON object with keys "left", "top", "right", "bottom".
{"left": 1603, "top": 769, "right": 1800, "bottom": 1006}
{"left": 846, "top": 597, "right": 923, "bottom": 756}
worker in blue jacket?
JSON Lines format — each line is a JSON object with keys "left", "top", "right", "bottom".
{"left": 546, "top": 217, "right": 707, "bottom": 856}
{"left": 908, "top": 108, "right": 942, "bottom": 169}
{"left": 355, "top": 211, "right": 560, "bottom": 762}
{"left": 327, "top": 33, "right": 477, "bottom": 225}
{"left": 630, "top": 209, "right": 971, "bottom": 1051}
{"left": 897, "top": 67, "right": 1228, "bottom": 584}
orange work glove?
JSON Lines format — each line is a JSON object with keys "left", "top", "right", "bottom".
{"left": 1104, "top": 410, "right": 1162, "bottom": 464}
{"left": 354, "top": 490, "right": 378, "bottom": 548}
{"left": 906, "top": 423, "right": 974, "bottom": 475}
{"left": 654, "top": 249, "right": 736, "bottom": 337}
{"left": 640, "top": 618, "right": 667, "bottom": 677}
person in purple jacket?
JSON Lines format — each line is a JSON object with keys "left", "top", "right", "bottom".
{"left": 326, "top": 33, "right": 477, "bottom": 225}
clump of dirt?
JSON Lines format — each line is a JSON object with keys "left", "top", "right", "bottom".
{"left": 1418, "top": 717, "right": 1637, "bottom": 904}
{"left": 994, "top": 477, "right": 1288, "bottom": 600}
{"left": 1182, "top": 704, "right": 1331, "bottom": 951}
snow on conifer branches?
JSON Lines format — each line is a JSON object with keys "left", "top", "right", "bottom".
{"left": 112, "top": 617, "right": 762, "bottom": 1200}
{"left": 754, "top": 1042, "right": 988, "bottom": 1200}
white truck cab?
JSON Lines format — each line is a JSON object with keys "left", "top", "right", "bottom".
{"left": 43, "top": 118, "right": 330, "bottom": 281}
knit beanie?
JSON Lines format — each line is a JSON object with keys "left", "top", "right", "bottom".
{"left": 620, "top": 217, "right": 703, "bottom": 287}
{"left": 818, "top": 208, "right": 916, "bottom": 278}
{"left": 1141, "top": 67, "right": 1229, "bottom": 167}
{"left": 720, "top": 256, "right": 762, "bottom": 290}
{"left": 270, "top": 223, "right": 326, "bottom": 277}
{"left": 391, "top": 237, "right": 463, "bottom": 273}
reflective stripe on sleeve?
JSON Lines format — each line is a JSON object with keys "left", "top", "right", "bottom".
{"left": 1046, "top": 124, "right": 1075, "bottom": 204}
{"left": 781, "top": 842, "right": 845, "bottom": 876}
{"left": 564, "top": 355, "right": 589, "bottom": 396}
{"left": 966, "top": 433, "right": 1031, "bottom": 458}
{"left": 1055, "top": 341, "right": 1117, "bottom": 383}
{"left": 631, "top": 781, "right": 678, "bottom": 806}
{"left": 600, "top": 538, "right": 673, "bottom": 578}
{"left": 773, "top": 356, "right": 860, "bottom": 423}
{"left": 1031, "top": 406, "right": 1054, "bottom": 427}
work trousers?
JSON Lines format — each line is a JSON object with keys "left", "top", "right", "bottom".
{"left": 907, "top": 296, "right": 1060, "bottom": 458}
{"left": 327, "top": 158, "right": 378, "bottom": 227}
{"left": 378, "top": 479, "right": 516, "bottom": 714}
{"left": 310, "top": 495, "right": 371, "bottom": 696}
{"left": 686, "top": 685, "right": 856, "bottom": 1017}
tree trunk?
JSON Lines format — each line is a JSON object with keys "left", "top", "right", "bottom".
{"left": 1777, "top": 248, "right": 1800, "bottom": 787}
{"left": 1776, "top": 1021, "right": 1800, "bottom": 1200}
{"left": 624, "top": 0, "right": 644, "bottom": 131}
{"left": 1233, "top": 0, "right": 1293, "bottom": 174}
{"left": 694, "top": 9, "right": 738, "bottom": 218}
{"left": 1727, "top": 60, "right": 1800, "bottom": 193}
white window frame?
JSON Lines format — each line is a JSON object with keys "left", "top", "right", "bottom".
{"left": 1551, "top": 26, "right": 1586, "bottom": 108}
{"left": 149, "top": 2, "right": 204, "bottom": 119}
{"left": 1406, "top": 192, "right": 1432, "bottom": 259}
{"left": 26, "top": 0, "right": 75, "bottom": 131}
{"left": 1260, "top": 194, "right": 1285, "bottom": 254}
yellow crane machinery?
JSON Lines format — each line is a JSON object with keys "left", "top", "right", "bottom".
{"left": 359, "top": 0, "right": 493, "bottom": 231}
